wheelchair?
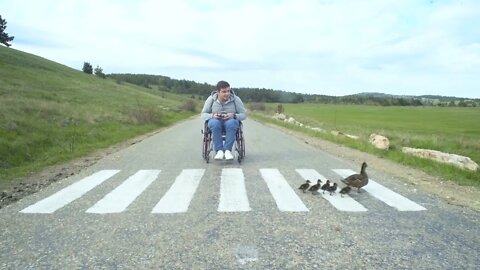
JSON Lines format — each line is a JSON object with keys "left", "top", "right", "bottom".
{"left": 202, "top": 120, "right": 245, "bottom": 163}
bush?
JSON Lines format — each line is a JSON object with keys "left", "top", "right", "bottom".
{"left": 180, "top": 99, "right": 196, "bottom": 112}
{"left": 128, "top": 107, "right": 162, "bottom": 124}
{"left": 249, "top": 102, "right": 266, "bottom": 111}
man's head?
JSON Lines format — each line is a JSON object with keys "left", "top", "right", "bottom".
{"left": 216, "top": 80, "right": 231, "bottom": 102}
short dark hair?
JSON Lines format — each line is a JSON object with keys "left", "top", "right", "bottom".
{"left": 216, "top": 80, "right": 230, "bottom": 90}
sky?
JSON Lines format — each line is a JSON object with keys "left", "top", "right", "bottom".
{"left": 1, "top": 0, "right": 480, "bottom": 98}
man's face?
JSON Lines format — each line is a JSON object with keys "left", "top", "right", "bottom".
{"left": 218, "top": 87, "right": 231, "bottom": 102}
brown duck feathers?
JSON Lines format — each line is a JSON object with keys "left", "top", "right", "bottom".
{"left": 341, "top": 162, "right": 369, "bottom": 191}
{"left": 298, "top": 180, "right": 311, "bottom": 193}
{"left": 308, "top": 179, "right": 322, "bottom": 194}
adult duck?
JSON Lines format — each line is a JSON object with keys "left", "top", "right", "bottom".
{"left": 341, "top": 162, "right": 369, "bottom": 192}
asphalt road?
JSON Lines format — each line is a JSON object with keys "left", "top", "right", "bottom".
{"left": 1, "top": 118, "right": 479, "bottom": 269}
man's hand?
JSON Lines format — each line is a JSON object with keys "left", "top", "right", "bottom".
{"left": 213, "top": 113, "right": 235, "bottom": 120}
{"left": 224, "top": 113, "right": 235, "bottom": 120}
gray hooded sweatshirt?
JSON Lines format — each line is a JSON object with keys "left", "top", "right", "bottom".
{"left": 201, "top": 91, "right": 247, "bottom": 121}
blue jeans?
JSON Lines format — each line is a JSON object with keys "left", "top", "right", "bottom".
{"left": 208, "top": 119, "right": 239, "bottom": 152}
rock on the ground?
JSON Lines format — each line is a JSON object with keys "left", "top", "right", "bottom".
{"left": 272, "top": 113, "right": 286, "bottom": 121}
{"left": 369, "top": 133, "right": 390, "bottom": 150}
{"left": 331, "top": 131, "right": 359, "bottom": 140}
{"left": 402, "top": 147, "right": 479, "bottom": 171}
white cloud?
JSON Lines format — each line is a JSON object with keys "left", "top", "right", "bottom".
{"left": 1, "top": 0, "right": 479, "bottom": 98}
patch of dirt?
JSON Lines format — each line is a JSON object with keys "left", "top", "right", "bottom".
{"left": 268, "top": 123, "right": 480, "bottom": 212}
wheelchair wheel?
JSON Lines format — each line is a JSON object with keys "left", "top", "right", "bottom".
{"left": 202, "top": 129, "right": 211, "bottom": 163}
{"left": 235, "top": 125, "right": 245, "bottom": 163}
{"left": 236, "top": 139, "right": 245, "bottom": 163}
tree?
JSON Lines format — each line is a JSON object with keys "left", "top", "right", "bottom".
{"left": 0, "top": 15, "right": 15, "bottom": 47}
{"left": 277, "top": 104, "right": 285, "bottom": 114}
{"left": 82, "top": 62, "right": 93, "bottom": 74}
{"left": 94, "top": 65, "right": 106, "bottom": 78}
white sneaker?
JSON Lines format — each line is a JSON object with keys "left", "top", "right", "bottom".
{"left": 214, "top": 150, "right": 224, "bottom": 160}
{"left": 224, "top": 150, "right": 234, "bottom": 160}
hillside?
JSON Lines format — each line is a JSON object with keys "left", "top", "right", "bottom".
{"left": 0, "top": 46, "right": 196, "bottom": 185}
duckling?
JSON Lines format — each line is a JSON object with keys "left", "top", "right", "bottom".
{"left": 327, "top": 182, "right": 338, "bottom": 195}
{"left": 298, "top": 180, "right": 311, "bottom": 193}
{"left": 320, "top": 179, "right": 330, "bottom": 194}
{"left": 341, "top": 162, "right": 369, "bottom": 193}
{"left": 308, "top": 179, "right": 322, "bottom": 194}
{"left": 339, "top": 186, "right": 352, "bottom": 197}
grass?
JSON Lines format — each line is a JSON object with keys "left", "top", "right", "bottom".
{"left": 0, "top": 46, "right": 197, "bottom": 186}
{"left": 252, "top": 103, "right": 480, "bottom": 187}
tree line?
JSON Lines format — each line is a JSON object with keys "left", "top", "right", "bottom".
{"left": 107, "top": 73, "right": 305, "bottom": 103}
{"left": 107, "top": 73, "right": 479, "bottom": 107}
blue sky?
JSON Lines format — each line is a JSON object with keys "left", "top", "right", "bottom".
{"left": 1, "top": 0, "right": 480, "bottom": 98}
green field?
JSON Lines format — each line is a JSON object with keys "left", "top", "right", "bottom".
{"left": 255, "top": 103, "right": 480, "bottom": 186}
{"left": 0, "top": 46, "right": 197, "bottom": 186}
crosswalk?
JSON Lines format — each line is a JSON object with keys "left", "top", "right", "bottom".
{"left": 20, "top": 168, "right": 426, "bottom": 214}
{"left": 87, "top": 170, "right": 160, "bottom": 214}
{"left": 20, "top": 170, "right": 120, "bottom": 214}
{"left": 152, "top": 169, "right": 204, "bottom": 214}
{"left": 218, "top": 168, "right": 251, "bottom": 212}
{"left": 261, "top": 169, "right": 309, "bottom": 212}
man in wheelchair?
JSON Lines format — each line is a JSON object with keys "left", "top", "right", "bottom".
{"left": 201, "top": 81, "right": 247, "bottom": 160}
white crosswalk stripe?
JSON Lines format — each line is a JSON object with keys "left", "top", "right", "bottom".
{"left": 20, "top": 170, "right": 120, "bottom": 214}
{"left": 260, "top": 169, "right": 309, "bottom": 212}
{"left": 333, "top": 169, "right": 427, "bottom": 211}
{"left": 295, "top": 169, "right": 367, "bottom": 212}
{"left": 151, "top": 169, "right": 205, "bottom": 213}
{"left": 218, "top": 168, "right": 251, "bottom": 212}
{"left": 86, "top": 170, "right": 161, "bottom": 214}
{"left": 20, "top": 168, "right": 426, "bottom": 214}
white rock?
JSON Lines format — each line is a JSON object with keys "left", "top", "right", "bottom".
{"left": 331, "top": 130, "right": 358, "bottom": 140}
{"left": 369, "top": 133, "right": 390, "bottom": 150}
{"left": 273, "top": 113, "right": 286, "bottom": 121}
{"left": 402, "top": 147, "right": 479, "bottom": 171}
{"left": 310, "top": 127, "right": 324, "bottom": 132}
{"left": 344, "top": 134, "right": 359, "bottom": 140}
